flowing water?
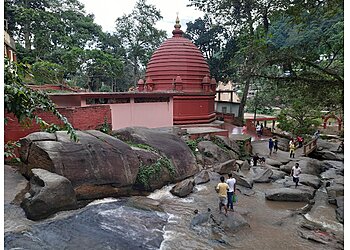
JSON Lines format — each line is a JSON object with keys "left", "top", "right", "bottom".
{"left": 5, "top": 178, "right": 343, "bottom": 250}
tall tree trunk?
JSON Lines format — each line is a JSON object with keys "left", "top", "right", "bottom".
{"left": 133, "top": 56, "right": 138, "bottom": 86}
{"left": 237, "top": 7, "right": 255, "bottom": 125}
{"left": 238, "top": 79, "right": 250, "bottom": 125}
{"left": 24, "top": 0, "right": 31, "bottom": 50}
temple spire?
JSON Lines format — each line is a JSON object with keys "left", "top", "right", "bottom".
{"left": 172, "top": 13, "right": 184, "bottom": 37}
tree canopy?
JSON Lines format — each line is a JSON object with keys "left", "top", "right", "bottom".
{"left": 113, "top": 0, "right": 167, "bottom": 86}
{"left": 189, "top": 0, "right": 343, "bottom": 131}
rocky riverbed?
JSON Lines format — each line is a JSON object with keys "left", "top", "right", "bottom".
{"left": 4, "top": 130, "right": 344, "bottom": 249}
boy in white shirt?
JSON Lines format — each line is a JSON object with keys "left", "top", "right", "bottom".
{"left": 290, "top": 163, "right": 301, "bottom": 188}
{"left": 226, "top": 173, "right": 236, "bottom": 211}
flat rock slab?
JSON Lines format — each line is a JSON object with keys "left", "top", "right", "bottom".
{"left": 298, "top": 174, "right": 321, "bottom": 189}
{"left": 265, "top": 187, "right": 314, "bottom": 202}
{"left": 270, "top": 169, "right": 286, "bottom": 181}
{"left": 265, "top": 158, "right": 282, "bottom": 167}
{"left": 4, "top": 165, "right": 29, "bottom": 205}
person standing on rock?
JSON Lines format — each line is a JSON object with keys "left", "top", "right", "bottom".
{"left": 268, "top": 138, "right": 274, "bottom": 156}
{"left": 216, "top": 176, "right": 229, "bottom": 216}
{"left": 297, "top": 136, "right": 303, "bottom": 148}
{"left": 289, "top": 143, "right": 296, "bottom": 158}
{"left": 273, "top": 137, "right": 278, "bottom": 153}
{"left": 290, "top": 163, "right": 301, "bottom": 188}
{"left": 226, "top": 173, "right": 236, "bottom": 211}
{"left": 256, "top": 122, "right": 261, "bottom": 137}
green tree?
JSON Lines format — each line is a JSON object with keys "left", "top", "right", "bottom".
{"left": 83, "top": 49, "right": 123, "bottom": 92}
{"left": 4, "top": 58, "right": 78, "bottom": 142}
{"left": 189, "top": 0, "right": 288, "bottom": 124}
{"left": 113, "top": 0, "right": 167, "bottom": 86}
{"left": 185, "top": 15, "right": 237, "bottom": 81}
{"left": 32, "top": 61, "right": 65, "bottom": 85}
{"left": 190, "top": 0, "right": 343, "bottom": 127}
{"left": 5, "top": 0, "right": 103, "bottom": 62}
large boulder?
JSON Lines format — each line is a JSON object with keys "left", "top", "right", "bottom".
{"left": 335, "top": 196, "right": 344, "bottom": 224}
{"left": 270, "top": 169, "right": 286, "bottom": 181}
{"left": 279, "top": 158, "right": 326, "bottom": 176}
{"left": 170, "top": 179, "right": 195, "bottom": 198}
{"left": 298, "top": 174, "right": 322, "bottom": 189}
{"left": 265, "top": 187, "right": 314, "bottom": 202}
{"left": 252, "top": 168, "right": 273, "bottom": 183}
{"left": 228, "top": 134, "right": 252, "bottom": 159}
{"left": 197, "top": 140, "right": 234, "bottom": 166}
{"left": 190, "top": 210, "right": 250, "bottom": 233}
{"left": 20, "top": 130, "right": 140, "bottom": 188}
{"left": 240, "top": 160, "right": 251, "bottom": 171}
{"left": 311, "top": 150, "right": 343, "bottom": 161}
{"left": 21, "top": 169, "right": 77, "bottom": 220}
{"left": 326, "top": 183, "right": 344, "bottom": 204}
{"left": 112, "top": 127, "right": 199, "bottom": 181}
{"left": 193, "top": 170, "right": 210, "bottom": 185}
{"left": 277, "top": 138, "right": 290, "bottom": 152}
{"left": 265, "top": 158, "right": 282, "bottom": 167}
{"left": 213, "top": 135, "right": 240, "bottom": 158}
{"left": 232, "top": 172, "right": 253, "bottom": 188}
{"left": 4, "top": 165, "right": 29, "bottom": 205}
{"left": 211, "top": 212, "right": 250, "bottom": 232}
{"left": 316, "top": 139, "right": 340, "bottom": 152}
{"left": 279, "top": 161, "right": 297, "bottom": 174}
{"left": 322, "top": 160, "right": 344, "bottom": 176}
{"left": 126, "top": 196, "right": 164, "bottom": 212}
{"left": 19, "top": 129, "right": 199, "bottom": 199}
{"left": 215, "top": 159, "right": 237, "bottom": 174}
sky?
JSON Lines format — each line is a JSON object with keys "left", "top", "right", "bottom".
{"left": 79, "top": 0, "right": 204, "bottom": 37}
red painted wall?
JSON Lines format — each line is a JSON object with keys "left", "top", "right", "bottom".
{"left": 173, "top": 94, "right": 216, "bottom": 124}
{"left": 5, "top": 105, "right": 111, "bottom": 143}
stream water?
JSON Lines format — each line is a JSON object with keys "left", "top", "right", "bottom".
{"left": 4, "top": 173, "right": 343, "bottom": 250}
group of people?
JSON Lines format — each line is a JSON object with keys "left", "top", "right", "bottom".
{"left": 268, "top": 137, "right": 279, "bottom": 156}
{"left": 215, "top": 173, "right": 237, "bottom": 216}
{"left": 215, "top": 164, "right": 302, "bottom": 216}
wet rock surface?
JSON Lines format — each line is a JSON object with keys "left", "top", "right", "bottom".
{"left": 5, "top": 199, "right": 168, "bottom": 250}
{"left": 194, "top": 170, "right": 210, "bottom": 185}
{"left": 6, "top": 134, "right": 344, "bottom": 249}
{"left": 21, "top": 169, "right": 77, "bottom": 220}
{"left": 265, "top": 187, "right": 315, "bottom": 202}
{"left": 19, "top": 129, "right": 199, "bottom": 199}
{"left": 170, "top": 178, "right": 195, "bottom": 198}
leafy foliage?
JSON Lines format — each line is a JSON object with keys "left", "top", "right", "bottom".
{"left": 97, "top": 116, "right": 112, "bottom": 135}
{"left": 186, "top": 139, "right": 199, "bottom": 153}
{"left": 189, "top": 0, "right": 343, "bottom": 129}
{"left": 185, "top": 15, "right": 236, "bottom": 81}
{"left": 135, "top": 157, "right": 175, "bottom": 190}
{"left": 4, "top": 141, "right": 21, "bottom": 162}
{"left": 5, "top": 0, "right": 125, "bottom": 92}
{"left": 4, "top": 58, "right": 78, "bottom": 142}
{"left": 113, "top": 0, "right": 167, "bottom": 85}
{"left": 32, "top": 61, "right": 65, "bottom": 85}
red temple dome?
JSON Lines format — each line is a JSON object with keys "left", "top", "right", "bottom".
{"left": 145, "top": 16, "right": 210, "bottom": 92}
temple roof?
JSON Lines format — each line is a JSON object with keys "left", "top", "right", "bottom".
{"left": 145, "top": 17, "right": 211, "bottom": 92}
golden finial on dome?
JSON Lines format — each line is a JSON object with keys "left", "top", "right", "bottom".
{"left": 174, "top": 12, "right": 181, "bottom": 29}
{"left": 172, "top": 12, "right": 184, "bottom": 37}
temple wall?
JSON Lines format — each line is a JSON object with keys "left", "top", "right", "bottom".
{"left": 5, "top": 105, "right": 111, "bottom": 143}
{"left": 173, "top": 94, "right": 216, "bottom": 124}
{"left": 110, "top": 98, "right": 173, "bottom": 130}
